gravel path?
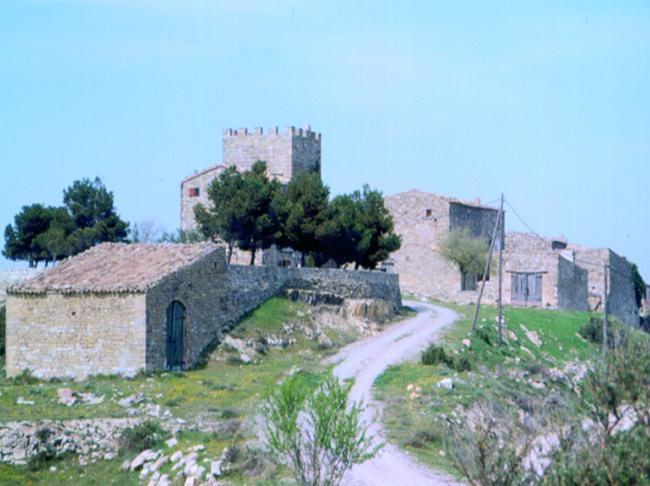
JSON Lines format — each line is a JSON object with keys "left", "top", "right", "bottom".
{"left": 325, "top": 300, "right": 462, "bottom": 486}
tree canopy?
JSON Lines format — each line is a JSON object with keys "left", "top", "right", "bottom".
{"left": 3, "top": 177, "right": 128, "bottom": 266}
{"left": 440, "top": 228, "right": 490, "bottom": 277}
{"left": 194, "top": 163, "right": 401, "bottom": 268}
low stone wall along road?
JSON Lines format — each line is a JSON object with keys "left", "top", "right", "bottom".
{"left": 326, "top": 301, "right": 462, "bottom": 486}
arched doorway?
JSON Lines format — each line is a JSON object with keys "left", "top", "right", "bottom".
{"left": 166, "top": 301, "right": 185, "bottom": 370}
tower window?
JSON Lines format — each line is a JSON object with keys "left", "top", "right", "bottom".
{"left": 188, "top": 187, "right": 200, "bottom": 197}
{"left": 425, "top": 209, "right": 432, "bottom": 217}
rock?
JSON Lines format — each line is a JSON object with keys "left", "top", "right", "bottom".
{"left": 79, "top": 392, "right": 104, "bottom": 405}
{"left": 170, "top": 450, "right": 183, "bottom": 463}
{"left": 191, "top": 445, "right": 205, "bottom": 452}
{"left": 239, "top": 353, "right": 252, "bottom": 364}
{"left": 130, "top": 449, "right": 158, "bottom": 471}
{"left": 508, "top": 330, "right": 518, "bottom": 341}
{"left": 16, "top": 397, "right": 35, "bottom": 405}
{"left": 437, "top": 378, "right": 453, "bottom": 390}
{"left": 525, "top": 330, "right": 542, "bottom": 348}
{"left": 157, "top": 474, "right": 171, "bottom": 486}
{"left": 211, "top": 460, "right": 222, "bottom": 477}
{"left": 57, "top": 388, "right": 76, "bottom": 406}
{"left": 139, "top": 466, "right": 151, "bottom": 480}
{"left": 122, "top": 459, "right": 132, "bottom": 471}
{"left": 150, "top": 454, "right": 168, "bottom": 472}
{"left": 49, "top": 465, "right": 57, "bottom": 472}
{"left": 118, "top": 392, "right": 145, "bottom": 408}
{"left": 184, "top": 477, "right": 197, "bottom": 486}
{"left": 406, "top": 383, "right": 414, "bottom": 391}
{"left": 461, "top": 338, "right": 471, "bottom": 347}
{"left": 165, "top": 437, "right": 178, "bottom": 448}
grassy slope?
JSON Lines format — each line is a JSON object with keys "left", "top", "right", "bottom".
{"left": 0, "top": 297, "right": 374, "bottom": 485}
{"left": 374, "top": 301, "right": 600, "bottom": 475}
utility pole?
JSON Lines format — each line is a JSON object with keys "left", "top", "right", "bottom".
{"left": 471, "top": 199, "right": 503, "bottom": 332}
{"left": 497, "top": 193, "right": 504, "bottom": 345}
{"left": 603, "top": 264, "right": 608, "bottom": 354}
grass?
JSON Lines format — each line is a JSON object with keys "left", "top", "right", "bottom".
{"left": 0, "top": 296, "right": 392, "bottom": 485}
{"left": 373, "top": 300, "right": 603, "bottom": 475}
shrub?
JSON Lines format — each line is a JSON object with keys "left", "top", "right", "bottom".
{"left": 475, "top": 327, "right": 492, "bottom": 345}
{"left": 578, "top": 316, "right": 625, "bottom": 349}
{"left": 118, "top": 420, "right": 168, "bottom": 454}
{"left": 421, "top": 344, "right": 452, "bottom": 366}
{"left": 262, "top": 372, "right": 377, "bottom": 486}
{"left": 405, "top": 429, "right": 441, "bottom": 449}
{"left": 421, "top": 344, "right": 472, "bottom": 371}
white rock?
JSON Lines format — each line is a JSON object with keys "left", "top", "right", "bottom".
{"left": 118, "top": 392, "right": 145, "bottom": 408}
{"left": 130, "top": 449, "right": 158, "bottom": 471}
{"left": 170, "top": 450, "right": 183, "bottom": 463}
{"left": 437, "top": 378, "right": 453, "bottom": 390}
{"left": 211, "top": 460, "right": 222, "bottom": 477}
{"left": 150, "top": 454, "right": 168, "bottom": 472}
{"left": 191, "top": 445, "right": 205, "bottom": 452}
{"left": 525, "top": 330, "right": 542, "bottom": 348}
{"left": 184, "top": 477, "right": 197, "bottom": 486}
{"left": 461, "top": 338, "right": 471, "bottom": 347}
{"left": 165, "top": 437, "right": 178, "bottom": 448}
{"left": 157, "top": 474, "right": 171, "bottom": 486}
{"left": 16, "top": 397, "right": 35, "bottom": 405}
{"left": 239, "top": 353, "right": 252, "bottom": 364}
{"left": 57, "top": 388, "right": 76, "bottom": 406}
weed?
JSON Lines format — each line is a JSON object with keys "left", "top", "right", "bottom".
{"left": 118, "top": 420, "right": 168, "bottom": 454}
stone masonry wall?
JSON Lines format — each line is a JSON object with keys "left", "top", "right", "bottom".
{"left": 146, "top": 253, "right": 400, "bottom": 372}
{"left": 6, "top": 292, "right": 146, "bottom": 379}
{"left": 557, "top": 255, "right": 589, "bottom": 311}
{"left": 180, "top": 165, "right": 225, "bottom": 231}
{"left": 0, "top": 269, "right": 42, "bottom": 306}
{"left": 570, "top": 247, "right": 638, "bottom": 325}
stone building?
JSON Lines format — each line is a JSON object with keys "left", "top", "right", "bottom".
{"left": 180, "top": 125, "right": 321, "bottom": 232}
{"left": 566, "top": 245, "right": 639, "bottom": 325}
{"left": 6, "top": 242, "right": 227, "bottom": 379}
{"left": 6, "top": 242, "right": 400, "bottom": 380}
{"left": 384, "top": 189, "right": 502, "bottom": 304}
{"left": 503, "top": 233, "right": 588, "bottom": 311}
{"left": 384, "top": 190, "right": 588, "bottom": 311}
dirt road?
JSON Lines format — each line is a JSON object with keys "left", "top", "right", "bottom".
{"left": 326, "top": 301, "right": 461, "bottom": 486}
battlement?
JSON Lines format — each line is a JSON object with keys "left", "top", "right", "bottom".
{"left": 222, "top": 125, "right": 321, "bottom": 141}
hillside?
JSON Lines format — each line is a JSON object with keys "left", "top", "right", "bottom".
{"left": 374, "top": 301, "right": 650, "bottom": 482}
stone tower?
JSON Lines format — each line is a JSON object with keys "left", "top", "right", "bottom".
{"left": 181, "top": 125, "right": 321, "bottom": 231}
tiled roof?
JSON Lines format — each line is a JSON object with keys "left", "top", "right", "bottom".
{"left": 9, "top": 242, "right": 219, "bottom": 294}
{"left": 387, "top": 189, "right": 498, "bottom": 210}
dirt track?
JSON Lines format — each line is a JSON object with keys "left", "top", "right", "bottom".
{"left": 326, "top": 300, "right": 462, "bottom": 486}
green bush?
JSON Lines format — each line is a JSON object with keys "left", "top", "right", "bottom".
{"left": 421, "top": 344, "right": 452, "bottom": 366}
{"left": 405, "top": 429, "right": 441, "bottom": 449}
{"left": 118, "top": 420, "right": 168, "bottom": 454}
{"left": 579, "top": 316, "right": 624, "bottom": 348}
{"left": 421, "top": 344, "right": 472, "bottom": 371}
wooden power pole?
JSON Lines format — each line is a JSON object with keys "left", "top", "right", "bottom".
{"left": 471, "top": 197, "right": 504, "bottom": 332}
{"left": 497, "top": 194, "right": 504, "bottom": 345}
{"left": 603, "top": 264, "right": 608, "bottom": 354}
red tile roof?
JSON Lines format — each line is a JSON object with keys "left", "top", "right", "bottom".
{"left": 10, "top": 242, "right": 219, "bottom": 294}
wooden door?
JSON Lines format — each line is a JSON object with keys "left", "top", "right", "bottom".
{"left": 166, "top": 301, "right": 185, "bottom": 370}
{"left": 511, "top": 273, "right": 543, "bottom": 306}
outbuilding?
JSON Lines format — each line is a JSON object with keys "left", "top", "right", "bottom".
{"left": 6, "top": 242, "right": 226, "bottom": 379}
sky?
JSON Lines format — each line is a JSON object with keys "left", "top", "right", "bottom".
{"left": 1, "top": 1, "right": 649, "bottom": 279}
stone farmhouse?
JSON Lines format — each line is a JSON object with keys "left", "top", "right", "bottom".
{"left": 384, "top": 190, "right": 502, "bottom": 304}
{"left": 6, "top": 242, "right": 400, "bottom": 380}
{"left": 181, "top": 125, "right": 321, "bottom": 233}
{"left": 384, "top": 190, "right": 590, "bottom": 312}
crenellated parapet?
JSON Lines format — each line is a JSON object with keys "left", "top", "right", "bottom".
{"left": 222, "top": 125, "right": 321, "bottom": 141}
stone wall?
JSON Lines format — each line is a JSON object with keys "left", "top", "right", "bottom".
{"left": 557, "top": 256, "right": 589, "bottom": 311}
{"left": 180, "top": 165, "right": 224, "bottom": 231}
{"left": 570, "top": 246, "right": 638, "bottom": 325}
{"left": 146, "top": 257, "right": 401, "bottom": 372}
{"left": 0, "top": 269, "right": 42, "bottom": 306}
{"left": 6, "top": 292, "right": 147, "bottom": 379}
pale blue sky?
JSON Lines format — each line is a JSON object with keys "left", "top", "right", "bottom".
{"left": 1, "top": 1, "right": 649, "bottom": 279}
